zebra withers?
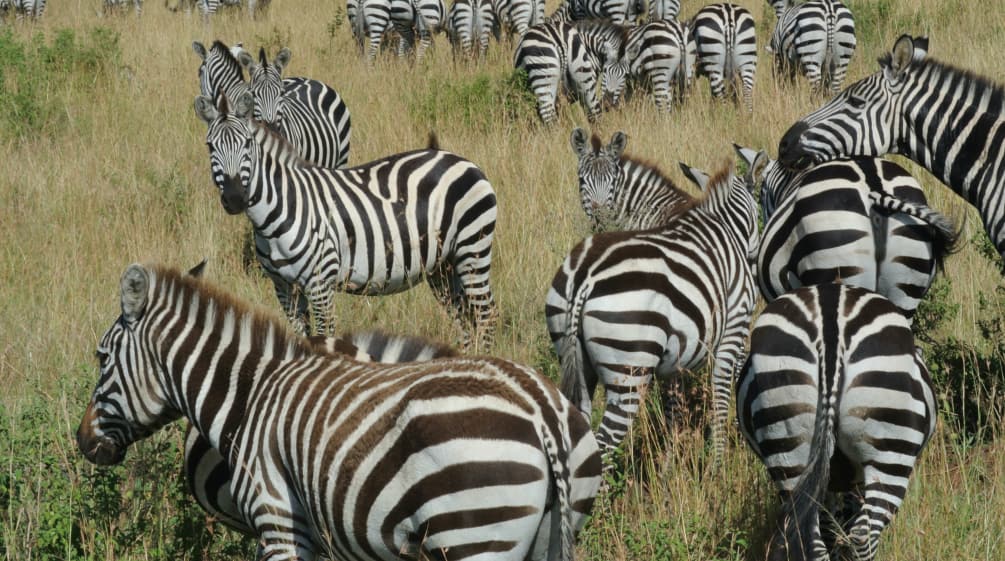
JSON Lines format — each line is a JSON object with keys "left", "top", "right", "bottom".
{"left": 734, "top": 146, "right": 959, "bottom": 320}
{"left": 738, "top": 283, "right": 936, "bottom": 561}
{"left": 570, "top": 128, "right": 696, "bottom": 231}
{"left": 690, "top": 2, "right": 758, "bottom": 111}
{"left": 601, "top": 18, "right": 695, "bottom": 111}
{"left": 77, "top": 263, "right": 602, "bottom": 561}
{"left": 184, "top": 325, "right": 458, "bottom": 537}
{"left": 193, "top": 92, "right": 497, "bottom": 350}
{"left": 768, "top": 0, "right": 857, "bottom": 95}
{"left": 778, "top": 34, "right": 1005, "bottom": 264}
{"left": 547, "top": 159, "right": 761, "bottom": 462}
{"left": 514, "top": 21, "right": 602, "bottom": 124}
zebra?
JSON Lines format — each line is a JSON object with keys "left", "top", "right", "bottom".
{"left": 514, "top": 21, "right": 602, "bottom": 124}
{"left": 546, "top": 0, "right": 641, "bottom": 26}
{"left": 733, "top": 145, "right": 959, "bottom": 321}
{"left": 600, "top": 18, "right": 695, "bottom": 111}
{"left": 193, "top": 92, "right": 498, "bottom": 350}
{"left": 647, "top": 0, "right": 679, "bottom": 22}
{"left": 547, "top": 159, "right": 762, "bottom": 463}
{"left": 355, "top": 0, "right": 446, "bottom": 62}
{"left": 493, "top": 0, "right": 546, "bottom": 37}
{"left": 193, "top": 40, "right": 352, "bottom": 169}
{"left": 777, "top": 34, "right": 1005, "bottom": 264}
{"left": 196, "top": 0, "right": 242, "bottom": 18}
{"left": 103, "top": 0, "right": 143, "bottom": 16}
{"left": 737, "top": 283, "right": 936, "bottom": 561}
{"left": 76, "top": 262, "right": 602, "bottom": 561}
{"left": 569, "top": 128, "right": 696, "bottom": 231}
{"left": 689, "top": 2, "right": 758, "bottom": 112}
{"left": 768, "top": 0, "right": 857, "bottom": 95}
{"left": 445, "top": 0, "right": 499, "bottom": 58}
{"left": 184, "top": 326, "right": 458, "bottom": 538}
{"left": 2, "top": 0, "right": 45, "bottom": 20}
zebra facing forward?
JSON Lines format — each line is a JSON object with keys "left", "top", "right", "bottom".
{"left": 193, "top": 40, "right": 352, "bottom": 169}
{"left": 733, "top": 145, "right": 958, "bottom": 321}
{"left": 738, "top": 283, "right": 936, "bottom": 561}
{"left": 769, "top": 0, "right": 857, "bottom": 95}
{"left": 446, "top": 0, "right": 499, "bottom": 58}
{"left": 570, "top": 128, "right": 696, "bottom": 231}
{"left": 601, "top": 18, "right": 695, "bottom": 111}
{"left": 184, "top": 322, "right": 458, "bottom": 538}
{"left": 690, "top": 2, "right": 757, "bottom": 111}
{"left": 779, "top": 34, "right": 1005, "bottom": 265}
{"left": 77, "top": 263, "right": 602, "bottom": 561}
{"left": 194, "top": 93, "right": 497, "bottom": 350}
{"left": 547, "top": 159, "right": 762, "bottom": 463}
{"left": 514, "top": 21, "right": 602, "bottom": 124}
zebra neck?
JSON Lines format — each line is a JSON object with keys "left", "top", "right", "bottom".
{"left": 245, "top": 124, "right": 304, "bottom": 228}
{"left": 618, "top": 163, "right": 688, "bottom": 228}
{"left": 904, "top": 66, "right": 1005, "bottom": 253}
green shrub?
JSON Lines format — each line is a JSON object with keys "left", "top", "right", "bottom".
{"left": 410, "top": 69, "right": 537, "bottom": 134}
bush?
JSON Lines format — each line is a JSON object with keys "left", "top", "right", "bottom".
{"left": 410, "top": 69, "right": 538, "bottom": 134}
{"left": 0, "top": 27, "right": 121, "bottom": 139}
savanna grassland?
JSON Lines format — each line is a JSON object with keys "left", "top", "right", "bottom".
{"left": 2, "top": 0, "right": 1004, "bottom": 559}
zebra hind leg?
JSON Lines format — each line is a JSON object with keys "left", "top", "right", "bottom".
{"left": 428, "top": 259, "right": 496, "bottom": 353}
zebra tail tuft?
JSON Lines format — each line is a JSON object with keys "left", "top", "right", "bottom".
{"left": 868, "top": 191, "right": 963, "bottom": 269}
{"left": 426, "top": 131, "right": 441, "bottom": 150}
{"left": 769, "top": 339, "right": 835, "bottom": 561}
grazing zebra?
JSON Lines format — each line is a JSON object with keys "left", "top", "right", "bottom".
{"left": 356, "top": 0, "right": 446, "bottom": 62}
{"left": 445, "top": 0, "right": 498, "bottom": 58}
{"left": 184, "top": 326, "right": 458, "bottom": 537}
{"left": 77, "top": 263, "right": 602, "bottom": 561}
{"left": 734, "top": 145, "right": 958, "bottom": 320}
{"left": 103, "top": 0, "right": 143, "bottom": 16}
{"left": 514, "top": 21, "right": 602, "bottom": 124}
{"left": 547, "top": 160, "right": 761, "bottom": 463}
{"left": 2, "top": 0, "right": 45, "bottom": 20}
{"left": 690, "top": 2, "right": 757, "bottom": 111}
{"left": 778, "top": 34, "right": 1005, "bottom": 264}
{"left": 493, "top": 0, "right": 545, "bottom": 37}
{"left": 197, "top": 0, "right": 242, "bottom": 18}
{"left": 547, "top": 0, "right": 641, "bottom": 25}
{"left": 193, "top": 93, "right": 497, "bottom": 349}
{"left": 569, "top": 128, "right": 696, "bottom": 231}
{"left": 768, "top": 0, "right": 857, "bottom": 95}
{"left": 193, "top": 40, "right": 352, "bottom": 169}
{"left": 647, "top": 0, "right": 679, "bottom": 22}
{"left": 601, "top": 18, "right": 695, "bottom": 111}
{"left": 737, "top": 283, "right": 936, "bottom": 561}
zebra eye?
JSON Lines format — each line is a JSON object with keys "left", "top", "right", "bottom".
{"left": 847, "top": 96, "right": 867, "bottom": 110}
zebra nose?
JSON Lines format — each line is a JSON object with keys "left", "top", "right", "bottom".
{"left": 220, "top": 174, "right": 248, "bottom": 215}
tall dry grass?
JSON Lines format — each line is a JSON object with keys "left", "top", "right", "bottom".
{"left": 0, "top": 0, "right": 1003, "bottom": 559}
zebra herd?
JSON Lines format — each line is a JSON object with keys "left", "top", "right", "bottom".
{"left": 67, "top": 0, "right": 1005, "bottom": 558}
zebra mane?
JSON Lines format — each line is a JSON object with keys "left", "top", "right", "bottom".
{"left": 617, "top": 150, "right": 697, "bottom": 199}
{"left": 147, "top": 263, "right": 315, "bottom": 360}
{"left": 888, "top": 55, "right": 1005, "bottom": 108}
{"left": 209, "top": 40, "right": 246, "bottom": 81}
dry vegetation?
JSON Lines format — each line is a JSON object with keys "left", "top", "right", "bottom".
{"left": 1, "top": 0, "right": 1003, "bottom": 559}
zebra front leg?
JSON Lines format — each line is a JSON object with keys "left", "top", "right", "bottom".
{"left": 268, "top": 274, "right": 310, "bottom": 335}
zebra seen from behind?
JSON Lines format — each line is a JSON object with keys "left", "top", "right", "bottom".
{"left": 77, "top": 262, "right": 601, "bottom": 561}
{"left": 546, "top": 0, "right": 642, "bottom": 26}
{"left": 445, "top": 0, "right": 499, "bottom": 59}
{"left": 184, "top": 322, "right": 458, "bottom": 539}
{"left": 734, "top": 145, "right": 959, "bottom": 321}
{"left": 778, "top": 34, "right": 1005, "bottom": 265}
{"left": 355, "top": 0, "right": 446, "bottom": 62}
{"left": 514, "top": 21, "right": 602, "bottom": 124}
{"left": 194, "top": 92, "right": 497, "bottom": 350}
{"left": 193, "top": 40, "right": 352, "bottom": 169}
{"left": 689, "top": 2, "right": 758, "bottom": 111}
{"left": 738, "top": 283, "right": 936, "bottom": 561}
{"left": 547, "top": 157, "right": 763, "bottom": 464}
{"left": 569, "top": 128, "right": 696, "bottom": 231}
{"left": 647, "top": 0, "right": 679, "bottom": 23}
{"left": 768, "top": 0, "right": 857, "bottom": 95}
{"left": 103, "top": 0, "right": 143, "bottom": 16}
{"left": 1, "top": 0, "right": 45, "bottom": 21}
{"left": 600, "top": 18, "right": 695, "bottom": 111}
{"left": 493, "top": 0, "right": 545, "bottom": 37}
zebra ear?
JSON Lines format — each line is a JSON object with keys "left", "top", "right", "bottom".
{"left": 194, "top": 95, "right": 219, "bottom": 124}
{"left": 233, "top": 91, "right": 255, "bottom": 119}
{"left": 888, "top": 35, "right": 915, "bottom": 77}
{"left": 120, "top": 264, "right": 149, "bottom": 324}
{"left": 192, "top": 41, "right": 207, "bottom": 60}
{"left": 746, "top": 151, "right": 769, "bottom": 189}
{"left": 732, "top": 143, "right": 761, "bottom": 168}
{"left": 626, "top": 43, "right": 641, "bottom": 61}
{"left": 606, "top": 132, "right": 628, "bottom": 158}
{"left": 237, "top": 49, "right": 255, "bottom": 70}
{"left": 570, "top": 128, "right": 590, "bottom": 157}
{"left": 187, "top": 259, "right": 208, "bottom": 278}
{"left": 678, "top": 162, "right": 710, "bottom": 190}
{"left": 275, "top": 48, "right": 291, "bottom": 71}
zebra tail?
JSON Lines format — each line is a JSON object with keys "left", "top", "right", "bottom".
{"left": 539, "top": 419, "right": 576, "bottom": 561}
{"left": 825, "top": 11, "right": 837, "bottom": 84}
{"left": 558, "top": 289, "right": 592, "bottom": 418}
{"left": 868, "top": 191, "right": 962, "bottom": 269}
{"left": 426, "top": 131, "right": 440, "bottom": 150}
{"left": 769, "top": 340, "right": 835, "bottom": 561}
{"left": 352, "top": 5, "right": 366, "bottom": 47}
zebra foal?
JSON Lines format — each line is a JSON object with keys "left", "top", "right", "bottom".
{"left": 779, "top": 34, "right": 1005, "bottom": 265}
{"left": 547, "top": 158, "right": 762, "bottom": 463}
{"left": 768, "top": 0, "right": 857, "bottom": 95}
{"left": 194, "top": 92, "right": 497, "bottom": 350}
{"left": 738, "top": 283, "right": 936, "bottom": 561}
{"left": 77, "top": 263, "right": 602, "bottom": 561}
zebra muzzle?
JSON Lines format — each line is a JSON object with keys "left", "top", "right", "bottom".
{"left": 219, "top": 174, "right": 249, "bottom": 215}
{"left": 76, "top": 417, "right": 126, "bottom": 466}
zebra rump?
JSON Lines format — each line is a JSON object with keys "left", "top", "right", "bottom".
{"left": 689, "top": 2, "right": 758, "bottom": 111}
{"left": 738, "top": 283, "right": 936, "bottom": 561}
{"left": 514, "top": 21, "right": 602, "bottom": 124}
{"left": 769, "top": 0, "right": 857, "bottom": 94}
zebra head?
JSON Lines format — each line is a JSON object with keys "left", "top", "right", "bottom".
{"left": 76, "top": 263, "right": 205, "bottom": 466}
{"left": 571, "top": 128, "right": 627, "bottom": 231}
{"left": 602, "top": 43, "right": 639, "bottom": 108}
{"left": 193, "top": 40, "right": 246, "bottom": 101}
{"left": 768, "top": 0, "right": 790, "bottom": 18}
{"left": 778, "top": 35, "right": 930, "bottom": 171}
{"left": 194, "top": 91, "right": 257, "bottom": 215}
{"left": 240, "top": 46, "right": 291, "bottom": 131}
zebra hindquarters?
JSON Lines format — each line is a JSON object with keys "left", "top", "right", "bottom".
{"left": 514, "top": 41, "right": 562, "bottom": 124}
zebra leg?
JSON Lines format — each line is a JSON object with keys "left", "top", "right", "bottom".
{"left": 802, "top": 60, "right": 824, "bottom": 93}
{"left": 594, "top": 365, "right": 654, "bottom": 465}
{"left": 740, "top": 67, "right": 755, "bottom": 112}
{"left": 650, "top": 70, "right": 672, "bottom": 112}
{"left": 268, "top": 273, "right": 310, "bottom": 335}
{"left": 305, "top": 280, "right": 336, "bottom": 336}
{"left": 427, "top": 264, "right": 475, "bottom": 351}
{"left": 706, "top": 70, "right": 726, "bottom": 101}
{"left": 845, "top": 471, "right": 905, "bottom": 561}
{"left": 535, "top": 66, "right": 561, "bottom": 124}
{"left": 708, "top": 333, "right": 747, "bottom": 463}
